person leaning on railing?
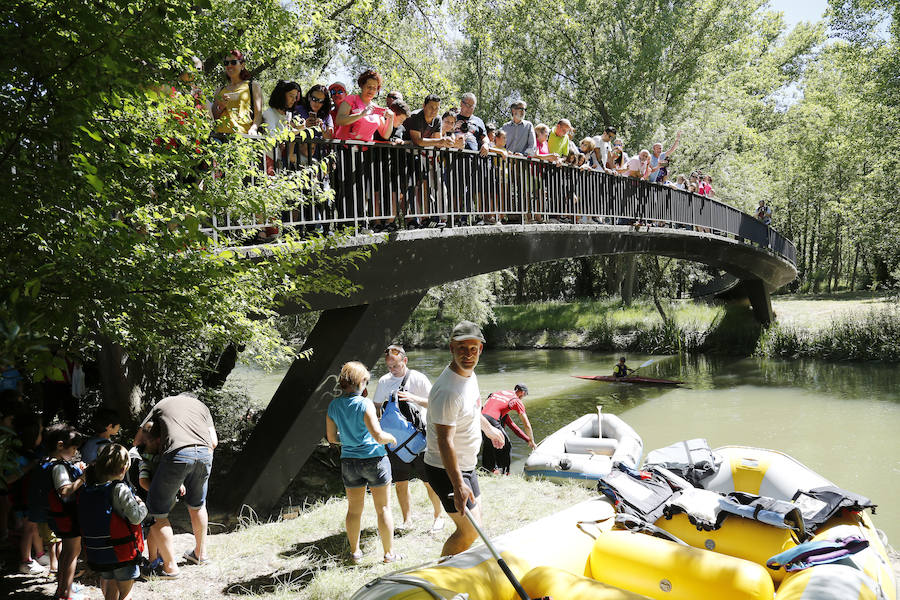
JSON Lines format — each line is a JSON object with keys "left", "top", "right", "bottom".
{"left": 333, "top": 69, "right": 396, "bottom": 233}
{"left": 210, "top": 50, "right": 263, "bottom": 140}
{"left": 403, "top": 94, "right": 449, "bottom": 229}
{"left": 373, "top": 100, "right": 411, "bottom": 233}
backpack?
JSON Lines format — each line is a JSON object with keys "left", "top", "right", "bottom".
{"left": 379, "top": 370, "right": 427, "bottom": 463}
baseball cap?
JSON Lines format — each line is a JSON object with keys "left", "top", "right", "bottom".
{"left": 328, "top": 81, "right": 347, "bottom": 95}
{"left": 451, "top": 320, "right": 485, "bottom": 343}
{"left": 514, "top": 383, "right": 529, "bottom": 396}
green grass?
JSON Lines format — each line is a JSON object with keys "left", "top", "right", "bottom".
{"left": 758, "top": 304, "right": 900, "bottom": 361}
{"left": 492, "top": 299, "right": 723, "bottom": 333}
{"left": 133, "top": 475, "right": 594, "bottom": 600}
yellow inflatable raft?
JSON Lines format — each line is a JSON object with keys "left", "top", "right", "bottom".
{"left": 350, "top": 446, "right": 897, "bottom": 600}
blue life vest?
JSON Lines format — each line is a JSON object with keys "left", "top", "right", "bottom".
{"left": 380, "top": 398, "right": 426, "bottom": 463}
{"left": 77, "top": 481, "right": 144, "bottom": 569}
{"left": 613, "top": 364, "right": 628, "bottom": 378}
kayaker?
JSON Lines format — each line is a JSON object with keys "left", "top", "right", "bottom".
{"left": 481, "top": 384, "right": 537, "bottom": 475}
{"left": 613, "top": 357, "right": 635, "bottom": 378}
{"left": 425, "top": 321, "right": 505, "bottom": 557}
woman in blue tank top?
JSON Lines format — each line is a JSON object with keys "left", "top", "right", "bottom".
{"left": 326, "top": 361, "right": 403, "bottom": 564}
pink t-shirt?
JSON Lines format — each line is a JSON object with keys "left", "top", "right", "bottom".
{"left": 333, "top": 95, "right": 385, "bottom": 142}
{"left": 536, "top": 139, "right": 550, "bottom": 155}
{"left": 626, "top": 156, "right": 645, "bottom": 176}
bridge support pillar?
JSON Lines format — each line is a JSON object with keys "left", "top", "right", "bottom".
{"left": 215, "top": 291, "right": 427, "bottom": 516}
{"left": 739, "top": 278, "right": 774, "bottom": 325}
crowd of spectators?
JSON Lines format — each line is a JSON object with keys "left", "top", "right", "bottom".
{"left": 177, "top": 51, "right": 777, "bottom": 234}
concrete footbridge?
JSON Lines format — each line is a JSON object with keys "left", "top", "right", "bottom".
{"left": 212, "top": 140, "right": 797, "bottom": 516}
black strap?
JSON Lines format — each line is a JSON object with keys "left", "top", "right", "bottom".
{"left": 399, "top": 368, "right": 411, "bottom": 392}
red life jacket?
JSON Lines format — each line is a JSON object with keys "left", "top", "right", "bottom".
{"left": 47, "top": 459, "right": 82, "bottom": 538}
{"left": 77, "top": 481, "right": 145, "bottom": 569}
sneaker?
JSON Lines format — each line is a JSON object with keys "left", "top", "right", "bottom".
{"left": 349, "top": 550, "right": 363, "bottom": 565}
{"left": 19, "top": 559, "right": 44, "bottom": 575}
{"left": 35, "top": 552, "right": 51, "bottom": 567}
{"left": 384, "top": 222, "right": 398, "bottom": 232}
{"left": 547, "top": 217, "right": 560, "bottom": 224}
{"left": 183, "top": 550, "right": 210, "bottom": 565}
{"left": 474, "top": 219, "right": 485, "bottom": 226}
{"left": 358, "top": 227, "right": 374, "bottom": 235}
{"left": 383, "top": 552, "right": 405, "bottom": 564}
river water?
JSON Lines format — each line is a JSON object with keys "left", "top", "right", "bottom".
{"left": 228, "top": 349, "right": 900, "bottom": 542}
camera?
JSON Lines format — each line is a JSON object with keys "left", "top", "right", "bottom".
{"left": 458, "top": 121, "right": 469, "bottom": 133}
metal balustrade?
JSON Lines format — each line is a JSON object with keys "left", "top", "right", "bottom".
{"left": 204, "top": 137, "right": 797, "bottom": 266}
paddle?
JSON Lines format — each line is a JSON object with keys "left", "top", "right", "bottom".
{"left": 456, "top": 501, "right": 550, "bottom": 600}
{"left": 629, "top": 358, "right": 655, "bottom": 375}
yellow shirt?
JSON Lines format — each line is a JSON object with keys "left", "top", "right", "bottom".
{"left": 214, "top": 81, "right": 253, "bottom": 134}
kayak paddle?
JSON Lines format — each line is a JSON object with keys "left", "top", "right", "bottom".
{"left": 457, "top": 502, "right": 550, "bottom": 600}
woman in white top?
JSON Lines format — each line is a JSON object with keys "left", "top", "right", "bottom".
{"left": 262, "top": 80, "right": 303, "bottom": 173}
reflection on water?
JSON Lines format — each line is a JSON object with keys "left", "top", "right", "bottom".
{"left": 227, "top": 348, "right": 900, "bottom": 542}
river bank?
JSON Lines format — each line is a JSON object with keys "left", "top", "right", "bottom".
{"left": 397, "top": 292, "right": 899, "bottom": 360}
{"left": 3, "top": 472, "right": 897, "bottom": 600}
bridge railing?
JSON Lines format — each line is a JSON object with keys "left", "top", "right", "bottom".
{"left": 206, "top": 138, "right": 797, "bottom": 265}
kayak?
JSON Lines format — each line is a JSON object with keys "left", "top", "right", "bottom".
{"left": 574, "top": 374, "right": 684, "bottom": 385}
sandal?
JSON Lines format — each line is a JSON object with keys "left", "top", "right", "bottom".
{"left": 183, "top": 550, "right": 210, "bottom": 565}
{"left": 383, "top": 552, "right": 404, "bottom": 564}
{"left": 349, "top": 550, "right": 363, "bottom": 565}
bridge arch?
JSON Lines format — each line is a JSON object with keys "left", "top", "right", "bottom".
{"left": 214, "top": 140, "right": 796, "bottom": 516}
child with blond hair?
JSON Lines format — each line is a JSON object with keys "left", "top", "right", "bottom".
{"left": 326, "top": 361, "right": 401, "bottom": 564}
{"left": 78, "top": 443, "right": 146, "bottom": 600}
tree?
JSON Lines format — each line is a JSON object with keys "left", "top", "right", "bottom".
{"left": 0, "top": 0, "right": 367, "bottom": 422}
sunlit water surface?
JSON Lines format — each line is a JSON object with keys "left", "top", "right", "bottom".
{"left": 228, "top": 350, "right": 900, "bottom": 542}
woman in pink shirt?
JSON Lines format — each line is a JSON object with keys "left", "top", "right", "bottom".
{"left": 333, "top": 70, "right": 395, "bottom": 232}
{"left": 334, "top": 69, "right": 393, "bottom": 143}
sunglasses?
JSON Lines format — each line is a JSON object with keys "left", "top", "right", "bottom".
{"left": 387, "top": 94, "right": 398, "bottom": 100}
{"left": 223, "top": 59, "right": 241, "bottom": 66}
{"left": 309, "top": 95, "right": 326, "bottom": 103}
{"left": 329, "top": 89, "right": 345, "bottom": 96}
{"left": 386, "top": 348, "right": 405, "bottom": 357}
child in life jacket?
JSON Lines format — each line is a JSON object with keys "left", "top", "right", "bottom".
{"left": 8, "top": 410, "right": 51, "bottom": 574}
{"left": 42, "top": 423, "right": 85, "bottom": 600}
{"left": 78, "top": 443, "right": 147, "bottom": 599}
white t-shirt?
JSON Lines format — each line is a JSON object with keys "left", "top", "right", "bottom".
{"left": 373, "top": 368, "right": 433, "bottom": 422}
{"left": 424, "top": 366, "right": 482, "bottom": 472}
{"left": 262, "top": 107, "right": 291, "bottom": 160}
{"left": 592, "top": 136, "right": 610, "bottom": 167}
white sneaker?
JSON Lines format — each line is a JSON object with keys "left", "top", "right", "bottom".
{"left": 35, "top": 552, "right": 51, "bottom": 567}
{"left": 19, "top": 559, "right": 44, "bottom": 574}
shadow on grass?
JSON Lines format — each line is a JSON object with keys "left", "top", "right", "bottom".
{"left": 223, "top": 528, "right": 377, "bottom": 595}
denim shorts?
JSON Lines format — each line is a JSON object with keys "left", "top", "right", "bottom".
{"left": 98, "top": 563, "right": 140, "bottom": 581}
{"left": 341, "top": 455, "right": 391, "bottom": 489}
{"left": 147, "top": 446, "right": 213, "bottom": 518}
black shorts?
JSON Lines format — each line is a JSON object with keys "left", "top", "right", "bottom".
{"left": 425, "top": 463, "right": 480, "bottom": 514}
{"left": 388, "top": 451, "right": 427, "bottom": 483}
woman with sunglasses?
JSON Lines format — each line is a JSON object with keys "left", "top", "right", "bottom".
{"left": 211, "top": 50, "right": 263, "bottom": 138}
{"left": 292, "top": 84, "right": 335, "bottom": 163}
{"left": 606, "top": 139, "right": 629, "bottom": 176}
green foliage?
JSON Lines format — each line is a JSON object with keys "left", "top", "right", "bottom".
{"left": 0, "top": 0, "right": 367, "bottom": 410}
{"left": 757, "top": 305, "right": 900, "bottom": 361}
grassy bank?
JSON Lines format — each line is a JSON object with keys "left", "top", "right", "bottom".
{"left": 398, "top": 293, "right": 900, "bottom": 361}
{"left": 2, "top": 475, "right": 594, "bottom": 600}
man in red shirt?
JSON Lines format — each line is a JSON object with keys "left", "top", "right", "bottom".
{"left": 480, "top": 384, "right": 536, "bottom": 474}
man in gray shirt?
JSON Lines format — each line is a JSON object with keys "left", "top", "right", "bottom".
{"left": 137, "top": 392, "right": 217, "bottom": 577}
{"left": 500, "top": 101, "right": 536, "bottom": 156}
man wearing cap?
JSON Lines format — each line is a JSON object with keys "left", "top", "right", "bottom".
{"left": 425, "top": 321, "right": 505, "bottom": 557}
{"left": 373, "top": 345, "right": 445, "bottom": 532}
{"left": 481, "top": 384, "right": 537, "bottom": 475}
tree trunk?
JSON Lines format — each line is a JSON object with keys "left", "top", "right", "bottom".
{"left": 850, "top": 242, "right": 859, "bottom": 291}
{"left": 515, "top": 265, "right": 526, "bottom": 304}
{"left": 620, "top": 255, "right": 637, "bottom": 306}
{"left": 96, "top": 338, "right": 144, "bottom": 427}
